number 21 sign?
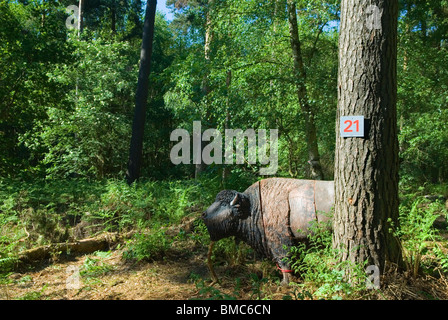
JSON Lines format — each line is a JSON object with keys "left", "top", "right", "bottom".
{"left": 340, "top": 116, "right": 364, "bottom": 138}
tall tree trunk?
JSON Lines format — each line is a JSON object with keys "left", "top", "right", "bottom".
{"left": 78, "top": 0, "right": 83, "bottom": 36}
{"left": 111, "top": 0, "right": 117, "bottom": 34}
{"left": 287, "top": 0, "right": 324, "bottom": 180}
{"left": 195, "top": 0, "right": 214, "bottom": 179}
{"left": 126, "top": 0, "right": 157, "bottom": 184}
{"left": 221, "top": 69, "right": 231, "bottom": 186}
{"left": 333, "top": 0, "right": 403, "bottom": 273}
{"left": 402, "top": 1, "right": 411, "bottom": 71}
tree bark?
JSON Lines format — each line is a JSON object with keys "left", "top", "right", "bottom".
{"left": 126, "top": 0, "right": 157, "bottom": 184}
{"left": 78, "top": 0, "right": 83, "bottom": 36}
{"left": 333, "top": 0, "right": 403, "bottom": 272}
{"left": 195, "top": 0, "right": 214, "bottom": 179}
{"left": 287, "top": 0, "right": 324, "bottom": 180}
{"left": 221, "top": 70, "right": 231, "bottom": 186}
{"left": 111, "top": 0, "right": 117, "bottom": 34}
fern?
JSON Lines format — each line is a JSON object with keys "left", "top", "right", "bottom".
{"left": 0, "top": 256, "right": 18, "bottom": 273}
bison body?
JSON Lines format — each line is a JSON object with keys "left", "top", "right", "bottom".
{"left": 202, "top": 178, "right": 334, "bottom": 284}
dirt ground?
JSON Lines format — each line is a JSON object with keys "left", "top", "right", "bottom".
{"left": 2, "top": 251, "right": 201, "bottom": 300}
{"left": 2, "top": 239, "right": 448, "bottom": 300}
{"left": 0, "top": 243, "right": 294, "bottom": 300}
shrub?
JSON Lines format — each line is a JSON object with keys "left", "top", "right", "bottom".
{"left": 287, "top": 217, "right": 370, "bottom": 299}
{"left": 123, "top": 229, "right": 172, "bottom": 262}
{"left": 397, "top": 198, "right": 447, "bottom": 277}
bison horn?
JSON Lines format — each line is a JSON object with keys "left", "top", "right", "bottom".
{"left": 230, "top": 193, "right": 239, "bottom": 207}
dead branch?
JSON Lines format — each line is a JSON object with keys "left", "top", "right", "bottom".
{"left": 17, "top": 231, "right": 134, "bottom": 265}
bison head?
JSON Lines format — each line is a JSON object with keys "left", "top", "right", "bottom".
{"left": 202, "top": 190, "right": 251, "bottom": 241}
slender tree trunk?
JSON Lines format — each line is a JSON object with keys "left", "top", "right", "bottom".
{"left": 287, "top": 0, "right": 324, "bottom": 180}
{"left": 221, "top": 69, "right": 231, "bottom": 185}
{"left": 126, "top": 0, "right": 157, "bottom": 184}
{"left": 78, "top": 0, "right": 83, "bottom": 36}
{"left": 402, "top": 2, "right": 411, "bottom": 71}
{"left": 111, "top": 0, "right": 117, "bottom": 34}
{"left": 195, "top": 0, "right": 214, "bottom": 179}
{"left": 333, "top": 0, "right": 403, "bottom": 272}
{"left": 74, "top": 0, "right": 83, "bottom": 152}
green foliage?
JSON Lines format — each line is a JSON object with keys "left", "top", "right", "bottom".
{"left": 287, "top": 218, "right": 371, "bottom": 300}
{"left": 164, "top": 0, "right": 338, "bottom": 179}
{"left": 1, "top": 0, "right": 175, "bottom": 180}
{"left": 33, "top": 36, "right": 136, "bottom": 178}
{"left": 0, "top": 1, "right": 73, "bottom": 177}
{"left": 2, "top": 0, "right": 447, "bottom": 183}
{"left": 190, "top": 273, "right": 238, "bottom": 300}
{"left": 397, "top": 1, "right": 448, "bottom": 184}
{"left": 0, "top": 176, "right": 221, "bottom": 270}
{"left": 15, "top": 284, "right": 48, "bottom": 300}
{"left": 123, "top": 229, "right": 172, "bottom": 262}
{"left": 26, "top": 15, "right": 175, "bottom": 179}
{"left": 209, "top": 237, "right": 254, "bottom": 269}
{"left": 0, "top": 257, "right": 18, "bottom": 273}
{"left": 397, "top": 197, "right": 448, "bottom": 277}
{"left": 81, "top": 251, "right": 115, "bottom": 278}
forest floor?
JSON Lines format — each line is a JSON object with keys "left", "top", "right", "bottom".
{"left": 2, "top": 234, "right": 448, "bottom": 300}
{"left": 0, "top": 241, "right": 294, "bottom": 300}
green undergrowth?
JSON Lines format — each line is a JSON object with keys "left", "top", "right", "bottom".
{"left": 1, "top": 177, "right": 447, "bottom": 300}
{"left": 0, "top": 176, "right": 228, "bottom": 271}
{"left": 285, "top": 217, "right": 374, "bottom": 300}
{"left": 397, "top": 183, "right": 448, "bottom": 278}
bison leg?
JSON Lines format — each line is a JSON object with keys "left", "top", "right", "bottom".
{"left": 207, "top": 241, "right": 219, "bottom": 285}
{"left": 277, "top": 260, "right": 293, "bottom": 286}
{"left": 266, "top": 231, "right": 295, "bottom": 286}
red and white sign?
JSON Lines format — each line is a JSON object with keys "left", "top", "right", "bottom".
{"left": 340, "top": 116, "right": 364, "bottom": 138}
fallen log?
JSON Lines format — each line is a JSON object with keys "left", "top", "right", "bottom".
{"left": 17, "top": 231, "right": 134, "bottom": 265}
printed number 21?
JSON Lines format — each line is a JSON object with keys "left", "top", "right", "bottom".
{"left": 344, "top": 120, "right": 359, "bottom": 133}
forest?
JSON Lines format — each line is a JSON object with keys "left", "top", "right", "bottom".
{"left": 0, "top": 0, "right": 448, "bottom": 300}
